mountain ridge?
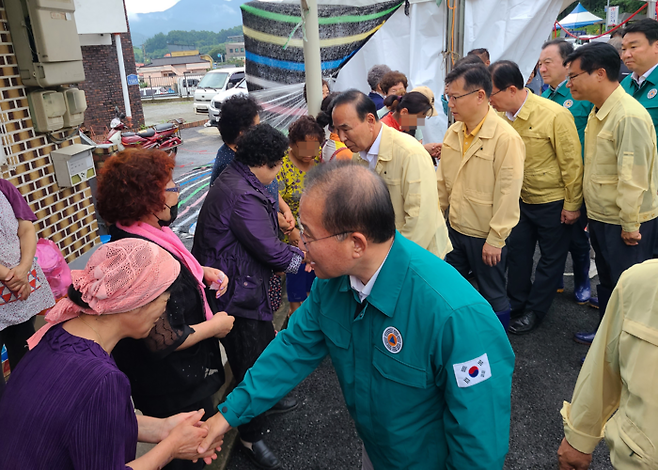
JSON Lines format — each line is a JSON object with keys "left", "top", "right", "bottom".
{"left": 129, "top": 0, "right": 249, "bottom": 46}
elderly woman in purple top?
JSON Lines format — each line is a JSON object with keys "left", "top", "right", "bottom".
{"left": 0, "top": 239, "right": 223, "bottom": 469}
{"left": 192, "top": 123, "right": 304, "bottom": 470}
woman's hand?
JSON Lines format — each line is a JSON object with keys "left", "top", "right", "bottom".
{"left": 202, "top": 267, "right": 229, "bottom": 297}
{"left": 162, "top": 410, "right": 213, "bottom": 460}
{"left": 3, "top": 267, "right": 31, "bottom": 300}
{"left": 209, "top": 311, "right": 234, "bottom": 338}
{"left": 288, "top": 228, "right": 301, "bottom": 247}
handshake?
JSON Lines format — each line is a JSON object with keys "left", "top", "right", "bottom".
{"left": 149, "top": 410, "right": 232, "bottom": 466}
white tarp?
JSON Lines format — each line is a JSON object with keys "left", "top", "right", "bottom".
{"left": 333, "top": 0, "right": 565, "bottom": 143}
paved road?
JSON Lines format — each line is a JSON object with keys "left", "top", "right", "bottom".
{"left": 170, "top": 126, "right": 614, "bottom": 470}
{"left": 142, "top": 99, "right": 207, "bottom": 127}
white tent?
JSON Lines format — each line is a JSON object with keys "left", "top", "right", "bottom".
{"left": 333, "top": 0, "right": 567, "bottom": 142}
{"left": 556, "top": 2, "right": 603, "bottom": 30}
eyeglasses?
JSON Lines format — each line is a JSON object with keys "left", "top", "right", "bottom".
{"left": 443, "top": 89, "right": 482, "bottom": 103}
{"left": 165, "top": 182, "right": 181, "bottom": 193}
{"left": 490, "top": 86, "right": 509, "bottom": 98}
{"left": 567, "top": 71, "right": 587, "bottom": 82}
{"left": 298, "top": 219, "right": 353, "bottom": 247}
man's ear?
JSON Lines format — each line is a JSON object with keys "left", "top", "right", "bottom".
{"left": 351, "top": 232, "right": 368, "bottom": 258}
{"left": 366, "top": 113, "right": 377, "bottom": 125}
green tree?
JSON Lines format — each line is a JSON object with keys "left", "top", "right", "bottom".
{"left": 133, "top": 47, "right": 144, "bottom": 63}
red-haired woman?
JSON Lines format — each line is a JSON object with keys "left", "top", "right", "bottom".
{"left": 96, "top": 149, "right": 234, "bottom": 470}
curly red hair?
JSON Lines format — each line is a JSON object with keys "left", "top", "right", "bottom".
{"left": 96, "top": 148, "right": 175, "bottom": 226}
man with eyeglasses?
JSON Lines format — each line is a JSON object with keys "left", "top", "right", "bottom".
{"left": 436, "top": 63, "right": 525, "bottom": 331}
{"left": 489, "top": 60, "right": 583, "bottom": 335}
{"left": 330, "top": 89, "right": 451, "bottom": 259}
{"left": 198, "top": 161, "right": 515, "bottom": 470}
{"left": 539, "top": 39, "right": 597, "bottom": 309}
{"left": 561, "top": 42, "right": 658, "bottom": 349}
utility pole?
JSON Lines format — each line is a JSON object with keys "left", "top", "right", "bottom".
{"left": 301, "top": 0, "right": 322, "bottom": 116}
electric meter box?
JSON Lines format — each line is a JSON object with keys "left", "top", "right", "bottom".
{"left": 28, "top": 89, "right": 66, "bottom": 132}
{"left": 50, "top": 143, "right": 95, "bottom": 188}
{"left": 62, "top": 88, "right": 87, "bottom": 128}
{"left": 5, "top": 0, "right": 85, "bottom": 87}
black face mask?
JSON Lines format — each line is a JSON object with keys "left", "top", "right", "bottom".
{"left": 157, "top": 202, "right": 179, "bottom": 227}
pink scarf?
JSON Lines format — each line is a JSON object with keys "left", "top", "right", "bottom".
{"left": 116, "top": 222, "right": 213, "bottom": 320}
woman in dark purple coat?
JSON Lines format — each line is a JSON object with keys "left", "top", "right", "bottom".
{"left": 192, "top": 123, "right": 304, "bottom": 470}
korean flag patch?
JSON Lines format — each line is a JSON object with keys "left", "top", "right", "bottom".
{"left": 452, "top": 353, "right": 491, "bottom": 388}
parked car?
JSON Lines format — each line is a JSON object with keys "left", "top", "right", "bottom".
{"left": 207, "top": 78, "right": 248, "bottom": 127}
{"left": 194, "top": 67, "right": 245, "bottom": 114}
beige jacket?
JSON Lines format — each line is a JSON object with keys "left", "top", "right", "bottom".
{"left": 354, "top": 124, "right": 451, "bottom": 258}
{"left": 582, "top": 85, "right": 658, "bottom": 231}
{"left": 502, "top": 91, "right": 583, "bottom": 210}
{"left": 561, "top": 259, "right": 658, "bottom": 469}
{"left": 437, "top": 107, "right": 525, "bottom": 248}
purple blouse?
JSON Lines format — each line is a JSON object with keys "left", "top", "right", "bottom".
{"left": 0, "top": 324, "right": 138, "bottom": 469}
{"left": 0, "top": 179, "right": 36, "bottom": 221}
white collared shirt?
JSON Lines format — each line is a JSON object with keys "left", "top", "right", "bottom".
{"left": 505, "top": 89, "right": 530, "bottom": 122}
{"left": 359, "top": 125, "right": 384, "bottom": 170}
{"left": 349, "top": 247, "right": 391, "bottom": 303}
{"left": 632, "top": 63, "right": 658, "bottom": 87}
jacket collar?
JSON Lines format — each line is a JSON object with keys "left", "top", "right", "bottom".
{"left": 375, "top": 124, "right": 397, "bottom": 163}
{"left": 596, "top": 85, "right": 625, "bottom": 121}
{"left": 513, "top": 88, "right": 536, "bottom": 122}
{"left": 232, "top": 160, "right": 276, "bottom": 204}
{"left": 444, "top": 106, "right": 499, "bottom": 164}
{"left": 337, "top": 232, "right": 409, "bottom": 317}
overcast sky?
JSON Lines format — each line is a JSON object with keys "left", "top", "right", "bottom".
{"left": 124, "top": 0, "right": 180, "bottom": 14}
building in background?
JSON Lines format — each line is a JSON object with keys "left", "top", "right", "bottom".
{"left": 226, "top": 35, "right": 245, "bottom": 62}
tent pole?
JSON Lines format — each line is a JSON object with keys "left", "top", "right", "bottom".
{"left": 302, "top": 0, "right": 323, "bottom": 116}
{"left": 649, "top": 1, "right": 656, "bottom": 20}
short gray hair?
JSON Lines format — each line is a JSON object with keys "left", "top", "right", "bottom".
{"left": 367, "top": 64, "right": 392, "bottom": 91}
{"left": 304, "top": 161, "right": 396, "bottom": 243}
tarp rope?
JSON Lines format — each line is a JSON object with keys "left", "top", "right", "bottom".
{"left": 555, "top": 3, "right": 647, "bottom": 40}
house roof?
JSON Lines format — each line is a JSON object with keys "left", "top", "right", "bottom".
{"left": 141, "top": 55, "right": 209, "bottom": 67}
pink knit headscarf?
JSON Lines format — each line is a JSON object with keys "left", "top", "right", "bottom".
{"left": 28, "top": 239, "right": 181, "bottom": 349}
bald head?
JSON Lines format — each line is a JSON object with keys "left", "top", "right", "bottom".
{"left": 303, "top": 161, "right": 396, "bottom": 243}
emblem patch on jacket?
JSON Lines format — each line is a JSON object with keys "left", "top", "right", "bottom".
{"left": 452, "top": 353, "right": 491, "bottom": 388}
{"left": 382, "top": 326, "right": 403, "bottom": 353}
{"left": 648, "top": 88, "right": 657, "bottom": 99}
{"left": 563, "top": 99, "right": 573, "bottom": 109}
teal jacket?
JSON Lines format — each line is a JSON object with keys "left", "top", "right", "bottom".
{"left": 542, "top": 80, "right": 593, "bottom": 158}
{"left": 218, "top": 233, "right": 515, "bottom": 469}
{"left": 621, "top": 67, "right": 658, "bottom": 140}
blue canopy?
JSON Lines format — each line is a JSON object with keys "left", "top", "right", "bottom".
{"left": 556, "top": 2, "right": 604, "bottom": 29}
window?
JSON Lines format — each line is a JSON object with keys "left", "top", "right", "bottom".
{"left": 241, "top": 48, "right": 244, "bottom": 52}
{"left": 229, "top": 49, "right": 233, "bottom": 53}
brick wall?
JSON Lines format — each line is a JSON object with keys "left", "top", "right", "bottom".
{"left": 0, "top": 2, "right": 100, "bottom": 263}
{"left": 78, "top": 11, "right": 144, "bottom": 137}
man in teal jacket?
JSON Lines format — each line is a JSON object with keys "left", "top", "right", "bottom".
{"left": 621, "top": 19, "right": 658, "bottom": 139}
{"left": 198, "top": 161, "right": 515, "bottom": 469}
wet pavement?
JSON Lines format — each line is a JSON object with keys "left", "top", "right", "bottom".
{"left": 142, "top": 98, "right": 207, "bottom": 127}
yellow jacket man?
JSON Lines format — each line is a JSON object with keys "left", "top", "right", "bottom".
{"left": 437, "top": 63, "right": 525, "bottom": 330}
{"left": 557, "top": 259, "right": 658, "bottom": 470}
{"left": 332, "top": 90, "right": 451, "bottom": 259}
{"left": 489, "top": 60, "right": 584, "bottom": 335}
{"left": 563, "top": 42, "right": 658, "bottom": 345}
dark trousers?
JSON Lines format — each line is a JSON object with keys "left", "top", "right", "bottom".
{"left": 589, "top": 218, "right": 658, "bottom": 315}
{"left": 507, "top": 200, "right": 572, "bottom": 320}
{"left": 568, "top": 205, "right": 591, "bottom": 265}
{"left": 0, "top": 315, "right": 36, "bottom": 375}
{"left": 220, "top": 316, "right": 276, "bottom": 443}
{"left": 163, "top": 395, "right": 218, "bottom": 470}
{"left": 445, "top": 227, "right": 509, "bottom": 312}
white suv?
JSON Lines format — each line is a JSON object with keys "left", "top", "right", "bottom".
{"left": 194, "top": 67, "right": 245, "bottom": 114}
{"left": 207, "top": 78, "right": 249, "bottom": 127}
